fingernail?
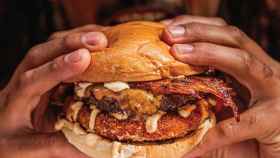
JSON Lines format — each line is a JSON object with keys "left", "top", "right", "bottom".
{"left": 161, "top": 19, "right": 172, "bottom": 25}
{"left": 82, "top": 32, "right": 100, "bottom": 46}
{"left": 64, "top": 49, "right": 88, "bottom": 63}
{"left": 174, "top": 44, "right": 194, "bottom": 54}
{"left": 168, "top": 25, "right": 185, "bottom": 37}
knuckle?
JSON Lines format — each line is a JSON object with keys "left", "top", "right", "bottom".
{"left": 213, "top": 17, "right": 227, "bottom": 25}
{"left": 186, "top": 23, "right": 204, "bottom": 37}
{"left": 18, "top": 70, "right": 34, "bottom": 90}
{"left": 62, "top": 33, "right": 81, "bottom": 50}
{"left": 193, "top": 43, "right": 216, "bottom": 64}
{"left": 216, "top": 121, "right": 238, "bottom": 139}
{"left": 26, "top": 44, "right": 43, "bottom": 60}
{"left": 49, "top": 31, "right": 64, "bottom": 40}
{"left": 81, "top": 24, "right": 99, "bottom": 30}
{"left": 226, "top": 25, "right": 247, "bottom": 44}
{"left": 240, "top": 52, "right": 255, "bottom": 74}
{"left": 48, "top": 60, "right": 61, "bottom": 74}
{"left": 174, "top": 15, "right": 189, "bottom": 21}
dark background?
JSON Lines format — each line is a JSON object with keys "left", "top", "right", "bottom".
{"left": 0, "top": 0, "right": 279, "bottom": 87}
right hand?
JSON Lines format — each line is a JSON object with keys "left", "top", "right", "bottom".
{"left": 162, "top": 15, "right": 280, "bottom": 158}
{"left": 0, "top": 24, "right": 108, "bottom": 158}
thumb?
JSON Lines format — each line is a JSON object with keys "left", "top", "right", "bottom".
{"left": 184, "top": 103, "right": 274, "bottom": 158}
{"left": 1, "top": 132, "right": 89, "bottom": 158}
{"left": 4, "top": 49, "right": 90, "bottom": 130}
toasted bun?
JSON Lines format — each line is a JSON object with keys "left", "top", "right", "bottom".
{"left": 62, "top": 113, "right": 215, "bottom": 158}
{"left": 75, "top": 21, "right": 201, "bottom": 83}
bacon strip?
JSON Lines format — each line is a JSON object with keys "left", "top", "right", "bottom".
{"left": 131, "top": 76, "right": 239, "bottom": 120}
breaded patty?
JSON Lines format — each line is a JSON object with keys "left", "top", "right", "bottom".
{"left": 76, "top": 105, "right": 203, "bottom": 142}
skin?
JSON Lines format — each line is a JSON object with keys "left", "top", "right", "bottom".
{"left": 0, "top": 24, "right": 108, "bottom": 158}
{"left": 161, "top": 15, "right": 280, "bottom": 158}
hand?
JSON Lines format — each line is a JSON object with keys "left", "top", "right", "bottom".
{"left": 0, "top": 25, "right": 108, "bottom": 158}
{"left": 162, "top": 15, "right": 280, "bottom": 158}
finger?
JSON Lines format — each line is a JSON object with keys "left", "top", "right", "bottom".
{"left": 162, "top": 23, "right": 276, "bottom": 67}
{"left": 184, "top": 102, "right": 276, "bottom": 158}
{"left": 23, "top": 31, "right": 107, "bottom": 71}
{"left": 171, "top": 43, "right": 276, "bottom": 94}
{"left": 4, "top": 49, "right": 90, "bottom": 129}
{"left": 163, "top": 23, "right": 249, "bottom": 47}
{"left": 161, "top": 15, "right": 227, "bottom": 26}
{"left": 18, "top": 49, "right": 90, "bottom": 99}
{"left": 2, "top": 133, "right": 88, "bottom": 158}
{"left": 48, "top": 24, "right": 108, "bottom": 40}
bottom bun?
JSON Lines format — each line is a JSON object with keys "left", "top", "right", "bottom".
{"left": 62, "top": 113, "right": 215, "bottom": 158}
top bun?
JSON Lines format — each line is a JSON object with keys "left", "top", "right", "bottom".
{"left": 76, "top": 21, "right": 201, "bottom": 82}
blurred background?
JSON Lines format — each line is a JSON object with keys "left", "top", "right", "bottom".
{"left": 0, "top": 0, "right": 279, "bottom": 87}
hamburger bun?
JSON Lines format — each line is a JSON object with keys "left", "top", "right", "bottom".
{"left": 62, "top": 113, "right": 215, "bottom": 158}
{"left": 75, "top": 21, "right": 201, "bottom": 83}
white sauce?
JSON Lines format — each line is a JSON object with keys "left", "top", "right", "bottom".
{"left": 104, "top": 81, "right": 130, "bottom": 92}
{"left": 75, "top": 82, "right": 93, "bottom": 97}
{"left": 89, "top": 106, "right": 100, "bottom": 131}
{"left": 85, "top": 133, "right": 101, "bottom": 147}
{"left": 67, "top": 101, "right": 83, "bottom": 122}
{"left": 112, "top": 142, "right": 137, "bottom": 158}
{"left": 55, "top": 119, "right": 74, "bottom": 131}
{"left": 145, "top": 111, "right": 166, "bottom": 133}
{"left": 73, "top": 123, "right": 86, "bottom": 135}
{"left": 178, "top": 105, "right": 196, "bottom": 118}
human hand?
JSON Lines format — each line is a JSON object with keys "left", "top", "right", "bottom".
{"left": 162, "top": 15, "right": 280, "bottom": 158}
{"left": 0, "top": 25, "right": 108, "bottom": 158}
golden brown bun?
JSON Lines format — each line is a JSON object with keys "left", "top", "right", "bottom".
{"left": 75, "top": 21, "right": 201, "bottom": 83}
{"left": 62, "top": 113, "right": 215, "bottom": 158}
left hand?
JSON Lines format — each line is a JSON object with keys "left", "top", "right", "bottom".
{"left": 0, "top": 24, "right": 108, "bottom": 158}
{"left": 161, "top": 15, "right": 280, "bottom": 158}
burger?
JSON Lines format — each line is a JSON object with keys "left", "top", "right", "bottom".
{"left": 51, "top": 21, "right": 238, "bottom": 158}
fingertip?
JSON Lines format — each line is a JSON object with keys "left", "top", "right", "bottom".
{"left": 64, "top": 48, "right": 91, "bottom": 73}
{"left": 162, "top": 28, "right": 175, "bottom": 45}
{"left": 81, "top": 31, "right": 108, "bottom": 51}
{"left": 161, "top": 19, "right": 173, "bottom": 25}
{"left": 171, "top": 44, "right": 194, "bottom": 61}
{"left": 162, "top": 26, "right": 185, "bottom": 45}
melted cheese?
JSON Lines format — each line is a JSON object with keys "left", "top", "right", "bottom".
{"left": 89, "top": 106, "right": 100, "bottom": 131}
{"left": 145, "top": 111, "right": 166, "bottom": 133}
{"left": 208, "top": 98, "right": 216, "bottom": 106}
{"left": 75, "top": 82, "right": 93, "bottom": 97}
{"left": 104, "top": 81, "right": 130, "bottom": 92}
{"left": 55, "top": 119, "right": 74, "bottom": 131}
{"left": 178, "top": 105, "right": 196, "bottom": 118}
{"left": 111, "top": 112, "right": 128, "bottom": 120}
{"left": 67, "top": 101, "right": 83, "bottom": 122}
{"left": 112, "top": 142, "right": 137, "bottom": 158}
{"left": 73, "top": 123, "right": 86, "bottom": 135}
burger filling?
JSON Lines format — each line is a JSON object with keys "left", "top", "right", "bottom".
{"left": 52, "top": 76, "right": 238, "bottom": 142}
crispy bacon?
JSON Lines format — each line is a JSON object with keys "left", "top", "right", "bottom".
{"left": 131, "top": 76, "right": 239, "bottom": 120}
